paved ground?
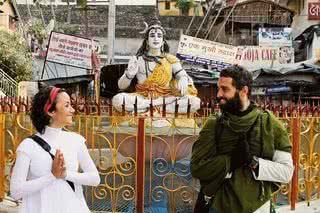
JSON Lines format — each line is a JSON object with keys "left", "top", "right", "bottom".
{"left": 1, "top": 197, "right": 320, "bottom": 213}
{"left": 0, "top": 197, "right": 19, "bottom": 213}
{"left": 276, "top": 199, "right": 320, "bottom": 213}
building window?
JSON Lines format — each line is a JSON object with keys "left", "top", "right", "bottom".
{"left": 165, "top": 1, "right": 170, "bottom": 10}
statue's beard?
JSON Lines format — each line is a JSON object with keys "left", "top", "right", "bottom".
{"left": 217, "top": 92, "right": 242, "bottom": 113}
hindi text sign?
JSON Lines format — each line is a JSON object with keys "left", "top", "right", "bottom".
{"left": 46, "top": 32, "right": 93, "bottom": 69}
{"left": 176, "top": 34, "right": 238, "bottom": 70}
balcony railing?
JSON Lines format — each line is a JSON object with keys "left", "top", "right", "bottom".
{"left": 0, "top": 68, "right": 18, "bottom": 97}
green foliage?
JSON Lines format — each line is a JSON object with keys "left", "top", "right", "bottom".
{"left": 27, "top": 19, "right": 47, "bottom": 45}
{"left": 175, "top": 0, "right": 195, "bottom": 12}
{"left": 0, "top": 27, "right": 32, "bottom": 82}
{"left": 77, "top": 0, "right": 87, "bottom": 8}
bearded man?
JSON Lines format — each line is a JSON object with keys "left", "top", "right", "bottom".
{"left": 191, "top": 65, "right": 294, "bottom": 213}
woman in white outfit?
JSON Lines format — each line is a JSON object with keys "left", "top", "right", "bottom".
{"left": 10, "top": 86, "right": 100, "bottom": 213}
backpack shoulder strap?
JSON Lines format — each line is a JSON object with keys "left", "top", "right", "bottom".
{"left": 29, "top": 135, "right": 54, "bottom": 160}
{"left": 215, "top": 114, "right": 224, "bottom": 146}
{"left": 28, "top": 134, "right": 75, "bottom": 192}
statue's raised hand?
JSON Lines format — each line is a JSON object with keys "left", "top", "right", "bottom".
{"left": 177, "top": 76, "right": 188, "bottom": 96}
{"left": 126, "top": 56, "right": 139, "bottom": 78}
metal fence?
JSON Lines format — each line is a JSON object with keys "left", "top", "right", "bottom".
{"left": 0, "top": 112, "right": 319, "bottom": 212}
{"left": 0, "top": 96, "right": 319, "bottom": 117}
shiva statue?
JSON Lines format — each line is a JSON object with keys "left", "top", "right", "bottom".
{"left": 112, "top": 20, "right": 200, "bottom": 115}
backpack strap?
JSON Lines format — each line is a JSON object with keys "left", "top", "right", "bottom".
{"left": 29, "top": 135, "right": 75, "bottom": 192}
{"left": 215, "top": 114, "right": 224, "bottom": 148}
{"left": 29, "top": 135, "right": 54, "bottom": 159}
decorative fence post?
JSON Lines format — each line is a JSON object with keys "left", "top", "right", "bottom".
{"left": 136, "top": 117, "right": 145, "bottom": 213}
{"left": 291, "top": 117, "right": 300, "bottom": 210}
{"left": 0, "top": 114, "right": 5, "bottom": 201}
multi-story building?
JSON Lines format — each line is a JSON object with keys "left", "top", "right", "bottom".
{"left": 205, "top": 0, "right": 294, "bottom": 45}
{"left": 287, "top": 0, "right": 320, "bottom": 38}
{"left": 158, "top": 0, "right": 205, "bottom": 16}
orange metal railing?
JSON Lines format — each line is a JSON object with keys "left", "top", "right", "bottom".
{"left": 0, "top": 110, "right": 319, "bottom": 211}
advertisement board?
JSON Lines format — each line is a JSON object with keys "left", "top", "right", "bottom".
{"left": 236, "top": 46, "right": 294, "bottom": 67}
{"left": 258, "top": 28, "right": 292, "bottom": 47}
{"left": 177, "top": 35, "right": 294, "bottom": 70}
{"left": 177, "top": 34, "right": 238, "bottom": 69}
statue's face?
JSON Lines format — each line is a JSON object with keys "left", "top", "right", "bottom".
{"left": 148, "top": 28, "right": 164, "bottom": 50}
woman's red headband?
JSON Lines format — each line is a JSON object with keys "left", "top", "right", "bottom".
{"left": 44, "top": 87, "right": 60, "bottom": 113}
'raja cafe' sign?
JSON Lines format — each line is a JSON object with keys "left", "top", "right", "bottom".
{"left": 236, "top": 46, "right": 294, "bottom": 68}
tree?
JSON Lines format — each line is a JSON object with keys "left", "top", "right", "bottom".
{"left": 0, "top": 27, "right": 32, "bottom": 82}
{"left": 175, "top": 0, "right": 195, "bottom": 16}
{"left": 27, "top": 19, "right": 47, "bottom": 49}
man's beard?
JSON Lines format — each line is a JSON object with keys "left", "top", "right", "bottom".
{"left": 217, "top": 92, "right": 242, "bottom": 113}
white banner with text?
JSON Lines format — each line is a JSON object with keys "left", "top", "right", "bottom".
{"left": 46, "top": 32, "right": 94, "bottom": 69}
{"left": 176, "top": 34, "right": 238, "bottom": 70}
{"left": 177, "top": 35, "right": 294, "bottom": 70}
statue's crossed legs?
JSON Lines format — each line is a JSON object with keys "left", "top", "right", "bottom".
{"left": 112, "top": 93, "right": 201, "bottom": 114}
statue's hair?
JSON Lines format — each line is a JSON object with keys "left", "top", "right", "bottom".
{"left": 136, "top": 26, "right": 169, "bottom": 57}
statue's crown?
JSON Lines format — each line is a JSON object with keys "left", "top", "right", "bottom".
{"left": 140, "top": 12, "right": 165, "bottom": 35}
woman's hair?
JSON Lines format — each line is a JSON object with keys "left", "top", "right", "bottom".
{"left": 136, "top": 26, "right": 170, "bottom": 57}
{"left": 30, "top": 86, "right": 65, "bottom": 134}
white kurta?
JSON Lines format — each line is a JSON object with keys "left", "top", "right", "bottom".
{"left": 10, "top": 126, "right": 100, "bottom": 213}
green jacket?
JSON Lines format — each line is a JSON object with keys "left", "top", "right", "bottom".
{"left": 191, "top": 105, "right": 292, "bottom": 213}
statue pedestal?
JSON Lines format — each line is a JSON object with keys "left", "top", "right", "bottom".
{"left": 116, "top": 132, "right": 198, "bottom": 162}
{"left": 90, "top": 121, "right": 200, "bottom": 163}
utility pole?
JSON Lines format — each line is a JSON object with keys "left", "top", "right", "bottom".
{"left": 107, "top": 0, "right": 115, "bottom": 64}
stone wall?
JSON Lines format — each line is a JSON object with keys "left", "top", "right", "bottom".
{"left": 17, "top": 4, "right": 207, "bottom": 40}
